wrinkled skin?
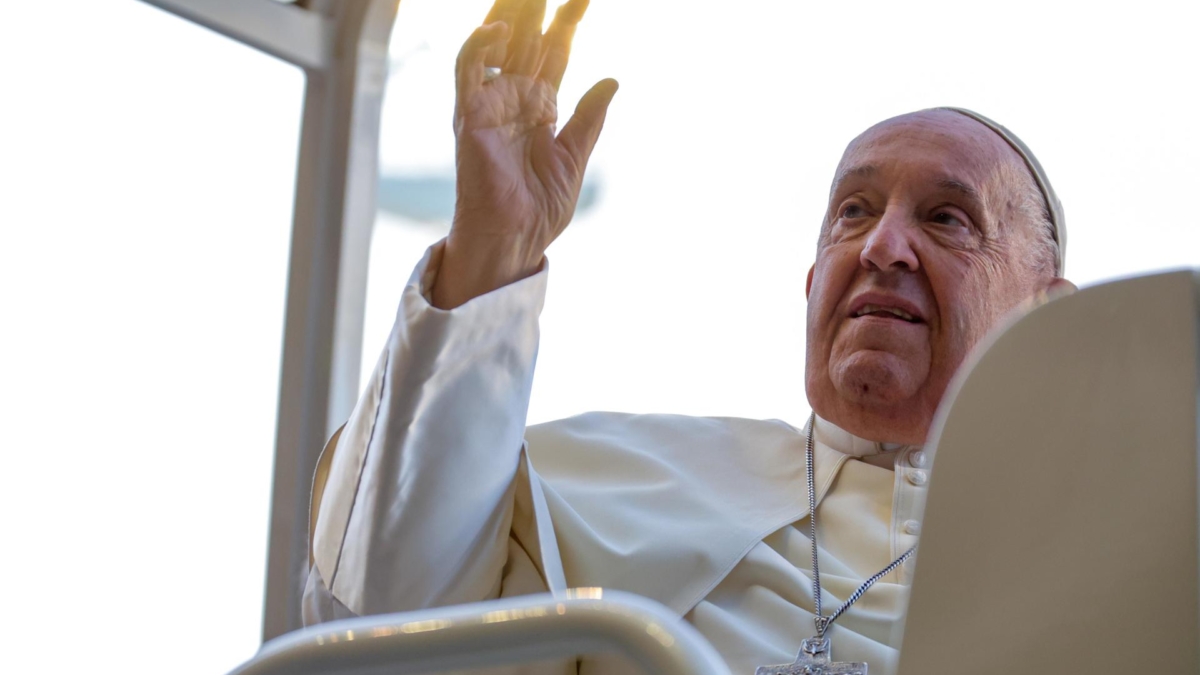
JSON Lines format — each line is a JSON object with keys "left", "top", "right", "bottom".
{"left": 805, "top": 110, "right": 1072, "bottom": 445}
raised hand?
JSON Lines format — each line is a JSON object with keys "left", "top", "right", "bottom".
{"left": 432, "top": 0, "right": 618, "bottom": 309}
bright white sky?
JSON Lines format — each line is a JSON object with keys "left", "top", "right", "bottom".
{"left": 1, "top": 0, "right": 1198, "bottom": 673}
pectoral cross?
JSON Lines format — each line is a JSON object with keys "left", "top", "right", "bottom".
{"left": 755, "top": 637, "right": 867, "bottom": 675}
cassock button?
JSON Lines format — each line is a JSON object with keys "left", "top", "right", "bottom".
{"left": 908, "top": 450, "right": 927, "bottom": 468}
{"left": 907, "top": 469, "right": 928, "bottom": 487}
{"left": 904, "top": 519, "right": 921, "bottom": 535}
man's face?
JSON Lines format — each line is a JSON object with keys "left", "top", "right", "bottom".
{"left": 805, "top": 111, "right": 1056, "bottom": 445}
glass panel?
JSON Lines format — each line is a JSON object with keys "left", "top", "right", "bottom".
{"left": 366, "top": 0, "right": 1200, "bottom": 425}
{"left": 0, "top": 3, "right": 302, "bottom": 673}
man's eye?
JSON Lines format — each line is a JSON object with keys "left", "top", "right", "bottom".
{"left": 931, "top": 211, "right": 966, "bottom": 228}
{"left": 841, "top": 204, "right": 867, "bottom": 219}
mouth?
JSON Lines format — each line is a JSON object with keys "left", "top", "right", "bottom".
{"left": 853, "top": 304, "right": 920, "bottom": 323}
{"left": 848, "top": 294, "right": 926, "bottom": 324}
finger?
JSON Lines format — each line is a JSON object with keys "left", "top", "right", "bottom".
{"left": 504, "top": 0, "right": 547, "bottom": 76}
{"left": 484, "top": 0, "right": 522, "bottom": 66}
{"left": 484, "top": 0, "right": 521, "bottom": 23}
{"left": 456, "top": 22, "right": 511, "bottom": 102}
{"left": 540, "top": 0, "right": 589, "bottom": 90}
{"left": 557, "top": 78, "right": 619, "bottom": 173}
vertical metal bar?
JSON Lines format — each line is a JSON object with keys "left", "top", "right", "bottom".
{"left": 263, "top": 0, "right": 399, "bottom": 641}
{"left": 137, "top": 0, "right": 398, "bottom": 643}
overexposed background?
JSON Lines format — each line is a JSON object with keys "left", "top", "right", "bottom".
{"left": 1, "top": 0, "right": 1197, "bottom": 673}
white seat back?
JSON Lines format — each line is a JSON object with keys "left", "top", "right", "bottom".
{"left": 898, "top": 270, "right": 1200, "bottom": 674}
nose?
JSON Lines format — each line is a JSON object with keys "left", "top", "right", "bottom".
{"left": 860, "top": 209, "right": 919, "bottom": 272}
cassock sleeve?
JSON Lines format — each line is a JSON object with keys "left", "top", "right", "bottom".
{"left": 303, "top": 241, "right": 568, "bottom": 638}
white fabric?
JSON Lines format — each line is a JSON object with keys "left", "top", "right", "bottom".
{"left": 306, "top": 241, "right": 929, "bottom": 674}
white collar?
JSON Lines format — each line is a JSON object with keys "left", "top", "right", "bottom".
{"left": 813, "top": 414, "right": 917, "bottom": 458}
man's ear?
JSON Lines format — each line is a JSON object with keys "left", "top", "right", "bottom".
{"left": 1046, "top": 277, "right": 1077, "bottom": 301}
{"left": 806, "top": 264, "right": 815, "bottom": 300}
{"left": 1027, "top": 277, "right": 1077, "bottom": 310}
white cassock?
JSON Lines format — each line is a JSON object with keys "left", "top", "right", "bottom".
{"left": 304, "top": 242, "right": 930, "bottom": 675}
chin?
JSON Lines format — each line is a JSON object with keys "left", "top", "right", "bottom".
{"left": 830, "top": 351, "right": 923, "bottom": 406}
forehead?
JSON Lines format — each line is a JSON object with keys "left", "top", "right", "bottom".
{"left": 834, "top": 111, "right": 1022, "bottom": 194}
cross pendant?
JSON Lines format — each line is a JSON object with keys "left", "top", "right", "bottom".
{"left": 755, "top": 637, "right": 867, "bottom": 675}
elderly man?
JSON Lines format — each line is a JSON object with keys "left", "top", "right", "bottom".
{"left": 302, "top": 1, "right": 1073, "bottom": 673}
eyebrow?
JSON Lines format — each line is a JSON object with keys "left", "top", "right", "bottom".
{"left": 831, "top": 164, "right": 878, "bottom": 196}
{"left": 833, "top": 164, "right": 985, "bottom": 207}
{"left": 934, "top": 178, "right": 984, "bottom": 206}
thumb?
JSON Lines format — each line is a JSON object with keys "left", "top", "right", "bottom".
{"left": 557, "top": 78, "right": 619, "bottom": 172}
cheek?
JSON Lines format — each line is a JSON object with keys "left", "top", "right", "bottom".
{"left": 927, "top": 252, "right": 1020, "bottom": 360}
{"left": 809, "top": 248, "right": 859, "bottom": 304}
{"left": 806, "top": 253, "right": 857, "bottom": 348}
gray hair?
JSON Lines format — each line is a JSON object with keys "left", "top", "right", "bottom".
{"left": 1001, "top": 160, "right": 1061, "bottom": 278}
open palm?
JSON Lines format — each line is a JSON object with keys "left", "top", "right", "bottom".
{"left": 435, "top": 0, "right": 617, "bottom": 309}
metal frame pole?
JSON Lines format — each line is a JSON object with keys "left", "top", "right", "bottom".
{"left": 138, "top": 0, "right": 334, "bottom": 70}
{"left": 137, "top": 0, "right": 400, "bottom": 642}
{"left": 228, "top": 591, "right": 735, "bottom": 675}
{"left": 265, "top": 0, "right": 399, "bottom": 641}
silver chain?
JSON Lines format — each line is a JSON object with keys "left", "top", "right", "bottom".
{"left": 806, "top": 412, "right": 917, "bottom": 639}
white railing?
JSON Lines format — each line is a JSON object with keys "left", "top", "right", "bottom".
{"left": 228, "top": 589, "right": 733, "bottom": 675}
